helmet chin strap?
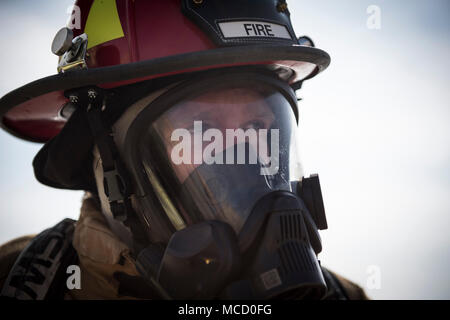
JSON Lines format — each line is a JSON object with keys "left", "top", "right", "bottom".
{"left": 69, "top": 86, "right": 148, "bottom": 255}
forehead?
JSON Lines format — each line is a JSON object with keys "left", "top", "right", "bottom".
{"left": 165, "top": 86, "right": 272, "bottom": 120}
{"left": 190, "top": 87, "right": 266, "bottom": 104}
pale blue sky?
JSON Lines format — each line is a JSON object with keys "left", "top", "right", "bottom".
{"left": 0, "top": 0, "right": 449, "bottom": 299}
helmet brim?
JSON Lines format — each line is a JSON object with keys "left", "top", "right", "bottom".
{"left": 0, "top": 44, "right": 330, "bottom": 142}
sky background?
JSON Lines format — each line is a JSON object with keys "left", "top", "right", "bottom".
{"left": 0, "top": 0, "right": 449, "bottom": 300}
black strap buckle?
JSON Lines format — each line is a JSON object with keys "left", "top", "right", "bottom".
{"left": 103, "top": 167, "right": 126, "bottom": 203}
{"left": 80, "top": 87, "right": 131, "bottom": 222}
{"left": 103, "top": 162, "right": 131, "bottom": 222}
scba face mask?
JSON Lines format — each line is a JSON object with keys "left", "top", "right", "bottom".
{"left": 122, "top": 70, "right": 328, "bottom": 299}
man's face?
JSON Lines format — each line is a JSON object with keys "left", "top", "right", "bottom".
{"left": 153, "top": 87, "right": 276, "bottom": 182}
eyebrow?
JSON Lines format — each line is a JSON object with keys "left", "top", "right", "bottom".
{"left": 189, "top": 111, "right": 215, "bottom": 121}
{"left": 254, "top": 110, "right": 274, "bottom": 118}
{"left": 167, "top": 99, "right": 274, "bottom": 126}
{"left": 167, "top": 112, "right": 214, "bottom": 131}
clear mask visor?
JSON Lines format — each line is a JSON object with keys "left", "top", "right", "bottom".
{"left": 133, "top": 78, "right": 303, "bottom": 239}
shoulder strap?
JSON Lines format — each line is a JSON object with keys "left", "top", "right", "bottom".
{"left": 0, "top": 219, "right": 78, "bottom": 300}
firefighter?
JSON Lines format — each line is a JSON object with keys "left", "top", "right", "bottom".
{"left": 0, "top": 0, "right": 367, "bottom": 300}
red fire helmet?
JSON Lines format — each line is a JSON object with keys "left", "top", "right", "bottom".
{"left": 0, "top": 0, "right": 330, "bottom": 142}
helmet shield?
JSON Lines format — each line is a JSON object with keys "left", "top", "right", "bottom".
{"left": 124, "top": 72, "right": 303, "bottom": 244}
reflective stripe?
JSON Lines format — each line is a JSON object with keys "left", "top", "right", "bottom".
{"left": 84, "top": 0, "right": 125, "bottom": 49}
{"left": 218, "top": 21, "right": 292, "bottom": 40}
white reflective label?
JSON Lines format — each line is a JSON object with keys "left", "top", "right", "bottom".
{"left": 218, "top": 21, "right": 292, "bottom": 40}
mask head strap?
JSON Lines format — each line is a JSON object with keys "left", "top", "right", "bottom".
{"left": 67, "top": 86, "right": 147, "bottom": 254}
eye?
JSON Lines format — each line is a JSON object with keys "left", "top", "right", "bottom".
{"left": 187, "top": 122, "right": 212, "bottom": 134}
{"left": 202, "top": 123, "right": 213, "bottom": 131}
{"left": 243, "top": 120, "right": 267, "bottom": 131}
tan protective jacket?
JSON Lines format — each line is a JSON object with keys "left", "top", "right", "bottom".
{"left": 0, "top": 194, "right": 368, "bottom": 300}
